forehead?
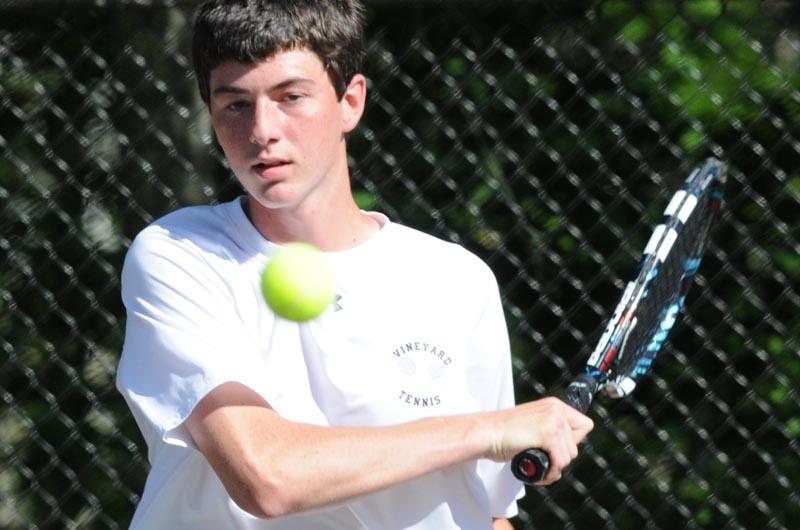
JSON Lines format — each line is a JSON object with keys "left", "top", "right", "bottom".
{"left": 209, "top": 48, "right": 328, "bottom": 91}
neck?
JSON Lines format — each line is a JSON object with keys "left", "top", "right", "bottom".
{"left": 246, "top": 171, "right": 380, "bottom": 252}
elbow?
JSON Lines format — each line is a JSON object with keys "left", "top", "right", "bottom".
{"left": 247, "top": 490, "right": 296, "bottom": 520}
{"left": 234, "top": 493, "right": 280, "bottom": 520}
{"left": 240, "top": 499, "right": 288, "bottom": 520}
{"left": 233, "top": 460, "right": 303, "bottom": 520}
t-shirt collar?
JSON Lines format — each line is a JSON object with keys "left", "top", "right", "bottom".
{"left": 224, "top": 196, "right": 391, "bottom": 258}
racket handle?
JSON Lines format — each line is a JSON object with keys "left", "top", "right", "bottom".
{"left": 560, "top": 373, "right": 598, "bottom": 414}
{"left": 511, "top": 373, "right": 598, "bottom": 484}
{"left": 511, "top": 448, "right": 550, "bottom": 483}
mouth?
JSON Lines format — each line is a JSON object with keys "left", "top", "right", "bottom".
{"left": 252, "top": 159, "right": 291, "bottom": 178}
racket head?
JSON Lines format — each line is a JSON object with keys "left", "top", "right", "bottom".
{"left": 585, "top": 158, "right": 727, "bottom": 397}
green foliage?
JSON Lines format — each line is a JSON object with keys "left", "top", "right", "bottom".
{"left": 353, "top": 189, "right": 378, "bottom": 209}
{"left": 684, "top": 0, "right": 722, "bottom": 22}
{"left": 619, "top": 16, "right": 651, "bottom": 45}
{"left": 774, "top": 250, "right": 800, "bottom": 276}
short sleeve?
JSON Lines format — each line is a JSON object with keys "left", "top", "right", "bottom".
{"left": 466, "top": 261, "right": 525, "bottom": 518}
{"left": 116, "top": 226, "right": 265, "bottom": 451}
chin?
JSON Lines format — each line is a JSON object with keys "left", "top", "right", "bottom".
{"left": 247, "top": 189, "right": 301, "bottom": 211}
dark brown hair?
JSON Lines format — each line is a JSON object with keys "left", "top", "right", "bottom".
{"left": 192, "top": 0, "right": 365, "bottom": 104}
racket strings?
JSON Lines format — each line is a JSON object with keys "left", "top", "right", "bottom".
{"left": 613, "top": 180, "right": 721, "bottom": 382}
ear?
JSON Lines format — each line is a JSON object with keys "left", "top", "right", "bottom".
{"left": 340, "top": 74, "right": 367, "bottom": 133}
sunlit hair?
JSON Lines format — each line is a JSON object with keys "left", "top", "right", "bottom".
{"left": 192, "top": 0, "right": 365, "bottom": 104}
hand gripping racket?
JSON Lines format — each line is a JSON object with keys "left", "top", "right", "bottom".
{"left": 511, "top": 158, "right": 727, "bottom": 484}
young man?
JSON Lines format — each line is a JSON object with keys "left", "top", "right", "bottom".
{"left": 116, "top": 1, "right": 593, "bottom": 529}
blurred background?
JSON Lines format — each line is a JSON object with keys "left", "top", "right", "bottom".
{"left": 1, "top": 0, "right": 798, "bottom": 528}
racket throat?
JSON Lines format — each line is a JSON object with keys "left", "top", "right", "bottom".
{"left": 598, "top": 315, "right": 638, "bottom": 372}
{"left": 604, "top": 376, "right": 638, "bottom": 398}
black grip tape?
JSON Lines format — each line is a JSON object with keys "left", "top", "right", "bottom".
{"left": 510, "top": 373, "right": 598, "bottom": 484}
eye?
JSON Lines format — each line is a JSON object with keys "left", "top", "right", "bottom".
{"left": 282, "top": 93, "right": 305, "bottom": 103}
{"left": 225, "top": 100, "right": 251, "bottom": 112}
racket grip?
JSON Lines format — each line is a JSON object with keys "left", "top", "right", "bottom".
{"left": 561, "top": 373, "right": 598, "bottom": 414}
{"left": 511, "top": 373, "right": 598, "bottom": 484}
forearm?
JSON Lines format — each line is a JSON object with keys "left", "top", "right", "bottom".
{"left": 188, "top": 383, "right": 495, "bottom": 518}
{"left": 259, "top": 414, "right": 492, "bottom": 514}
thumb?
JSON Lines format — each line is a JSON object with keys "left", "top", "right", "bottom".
{"left": 565, "top": 407, "right": 594, "bottom": 443}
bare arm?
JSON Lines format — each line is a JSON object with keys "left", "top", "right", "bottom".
{"left": 492, "top": 518, "right": 515, "bottom": 530}
{"left": 185, "top": 382, "right": 592, "bottom": 519}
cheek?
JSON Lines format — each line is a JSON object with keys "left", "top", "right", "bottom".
{"left": 214, "top": 135, "right": 237, "bottom": 166}
{"left": 294, "top": 109, "right": 342, "bottom": 150}
{"left": 213, "top": 121, "right": 246, "bottom": 158}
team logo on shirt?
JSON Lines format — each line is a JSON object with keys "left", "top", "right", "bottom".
{"left": 391, "top": 340, "right": 452, "bottom": 408}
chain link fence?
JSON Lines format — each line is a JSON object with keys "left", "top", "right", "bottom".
{"left": 1, "top": 0, "right": 799, "bottom": 528}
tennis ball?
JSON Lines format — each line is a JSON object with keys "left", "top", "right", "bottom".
{"left": 261, "top": 242, "right": 334, "bottom": 322}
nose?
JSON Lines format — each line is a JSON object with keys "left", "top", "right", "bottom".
{"left": 249, "top": 101, "right": 279, "bottom": 146}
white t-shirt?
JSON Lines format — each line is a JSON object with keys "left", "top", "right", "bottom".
{"left": 117, "top": 197, "right": 523, "bottom": 530}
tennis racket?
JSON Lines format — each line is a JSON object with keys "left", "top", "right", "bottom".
{"left": 511, "top": 157, "right": 727, "bottom": 484}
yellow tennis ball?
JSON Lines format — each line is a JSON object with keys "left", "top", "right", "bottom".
{"left": 261, "top": 242, "right": 334, "bottom": 322}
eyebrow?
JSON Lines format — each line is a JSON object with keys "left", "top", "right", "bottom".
{"left": 211, "top": 77, "right": 315, "bottom": 98}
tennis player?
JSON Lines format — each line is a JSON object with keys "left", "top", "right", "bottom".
{"left": 116, "top": 1, "right": 593, "bottom": 529}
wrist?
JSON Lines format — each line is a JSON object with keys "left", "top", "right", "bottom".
{"left": 462, "top": 411, "right": 498, "bottom": 461}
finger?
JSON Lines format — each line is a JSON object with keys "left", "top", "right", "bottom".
{"left": 573, "top": 417, "right": 594, "bottom": 443}
{"left": 565, "top": 409, "right": 594, "bottom": 442}
{"left": 541, "top": 446, "right": 563, "bottom": 485}
{"left": 544, "top": 439, "right": 570, "bottom": 484}
{"left": 565, "top": 427, "right": 579, "bottom": 460}
{"left": 546, "top": 424, "right": 572, "bottom": 482}
{"left": 540, "top": 468, "right": 561, "bottom": 486}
